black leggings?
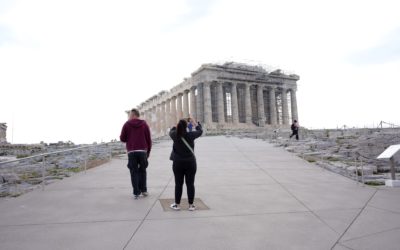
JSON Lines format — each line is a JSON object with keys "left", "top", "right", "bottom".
{"left": 173, "top": 160, "right": 197, "bottom": 204}
{"left": 290, "top": 131, "right": 299, "bottom": 140}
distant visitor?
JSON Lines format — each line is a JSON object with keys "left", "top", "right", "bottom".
{"left": 120, "top": 108, "right": 152, "bottom": 199}
{"left": 290, "top": 120, "right": 299, "bottom": 140}
{"left": 169, "top": 119, "right": 203, "bottom": 211}
{"left": 187, "top": 117, "right": 194, "bottom": 132}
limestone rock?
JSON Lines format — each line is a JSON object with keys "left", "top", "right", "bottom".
{"left": 1, "top": 173, "right": 20, "bottom": 183}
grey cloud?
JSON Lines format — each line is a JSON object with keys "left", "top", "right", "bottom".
{"left": 348, "top": 27, "right": 400, "bottom": 64}
{"left": 163, "top": 0, "right": 217, "bottom": 31}
{"left": 0, "top": 26, "right": 13, "bottom": 46}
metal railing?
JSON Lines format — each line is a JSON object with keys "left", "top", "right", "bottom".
{"left": 0, "top": 142, "right": 125, "bottom": 194}
{"left": 298, "top": 152, "right": 368, "bottom": 185}
{"left": 378, "top": 121, "right": 400, "bottom": 129}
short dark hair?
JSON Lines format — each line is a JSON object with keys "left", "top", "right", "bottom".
{"left": 130, "top": 108, "right": 140, "bottom": 117}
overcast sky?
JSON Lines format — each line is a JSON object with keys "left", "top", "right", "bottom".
{"left": 1, "top": 0, "right": 399, "bottom": 144}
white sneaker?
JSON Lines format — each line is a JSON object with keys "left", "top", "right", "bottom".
{"left": 188, "top": 204, "right": 196, "bottom": 211}
{"left": 170, "top": 203, "right": 181, "bottom": 210}
{"left": 141, "top": 192, "right": 149, "bottom": 197}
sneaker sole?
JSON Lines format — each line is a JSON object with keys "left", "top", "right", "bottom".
{"left": 170, "top": 205, "right": 181, "bottom": 210}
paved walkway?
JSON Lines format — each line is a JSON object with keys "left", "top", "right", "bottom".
{"left": 0, "top": 136, "right": 399, "bottom": 250}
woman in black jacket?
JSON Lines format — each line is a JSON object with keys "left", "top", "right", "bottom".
{"left": 169, "top": 119, "right": 203, "bottom": 211}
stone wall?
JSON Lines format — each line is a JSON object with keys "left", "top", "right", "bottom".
{"left": 0, "top": 123, "right": 6, "bottom": 144}
{"left": 0, "top": 144, "right": 45, "bottom": 157}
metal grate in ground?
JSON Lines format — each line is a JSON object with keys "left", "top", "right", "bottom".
{"left": 159, "top": 198, "right": 210, "bottom": 211}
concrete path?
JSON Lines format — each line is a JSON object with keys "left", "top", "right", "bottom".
{"left": 0, "top": 136, "right": 399, "bottom": 250}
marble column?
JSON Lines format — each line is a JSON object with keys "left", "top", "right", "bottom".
{"left": 217, "top": 82, "right": 225, "bottom": 124}
{"left": 257, "top": 84, "right": 266, "bottom": 127}
{"left": 146, "top": 107, "right": 150, "bottom": 128}
{"left": 203, "top": 82, "right": 213, "bottom": 125}
{"left": 269, "top": 87, "right": 277, "bottom": 126}
{"left": 281, "top": 88, "right": 289, "bottom": 125}
{"left": 245, "top": 83, "right": 252, "bottom": 125}
{"left": 152, "top": 104, "right": 156, "bottom": 125}
{"left": 152, "top": 105, "right": 156, "bottom": 132}
{"left": 150, "top": 106, "right": 155, "bottom": 128}
{"left": 190, "top": 87, "right": 197, "bottom": 119}
{"left": 290, "top": 89, "right": 298, "bottom": 122}
{"left": 231, "top": 82, "right": 239, "bottom": 124}
{"left": 154, "top": 105, "right": 158, "bottom": 130}
{"left": 182, "top": 90, "right": 189, "bottom": 118}
{"left": 171, "top": 96, "right": 177, "bottom": 125}
{"left": 149, "top": 106, "right": 155, "bottom": 130}
{"left": 177, "top": 93, "right": 183, "bottom": 120}
{"left": 156, "top": 103, "right": 161, "bottom": 134}
{"left": 142, "top": 110, "right": 147, "bottom": 121}
{"left": 196, "top": 83, "right": 203, "bottom": 122}
{"left": 165, "top": 99, "right": 171, "bottom": 128}
{"left": 161, "top": 101, "right": 166, "bottom": 134}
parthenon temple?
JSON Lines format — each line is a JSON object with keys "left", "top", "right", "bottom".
{"left": 131, "top": 62, "right": 299, "bottom": 137}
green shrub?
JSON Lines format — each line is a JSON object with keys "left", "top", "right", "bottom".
{"left": 66, "top": 167, "right": 81, "bottom": 173}
{"left": 16, "top": 154, "right": 30, "bottom": 159}
{"left": 327, "top": 156, "right": 339, "bottom": 161}
{"left": 365, "top": 181, "right": 384, "bottom": 186}
{"left": 20, "top": 171, "right": 41, "bottom": 180}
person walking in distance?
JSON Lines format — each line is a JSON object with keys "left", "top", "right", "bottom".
{"left": 169, "top": 119, "right": 203, "bottom": 211}
{"left": 187, "top": 117, "right": 194, "bottom": 132}
{"left": 290, "top": 119, "right": 299, "bottom": 140}
{"left": 120, "top": 109, "right": 152, "bottom": 199}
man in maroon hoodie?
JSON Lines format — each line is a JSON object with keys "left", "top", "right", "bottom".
{"left": 120, "top": 109, "right": 152, "bottom": 199}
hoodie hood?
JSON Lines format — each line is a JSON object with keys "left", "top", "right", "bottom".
{"left": 127, "top": 118, "right": 146, "bottom": 128}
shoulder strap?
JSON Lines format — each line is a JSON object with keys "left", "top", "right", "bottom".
{"left": 181, "top": 137, "right": 195, "bottom": 156}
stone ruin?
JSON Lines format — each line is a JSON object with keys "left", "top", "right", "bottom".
{"left": 0, "top": 142, "right": 126, "bottom": 197}
{"left": 271, "top": 127, "right": 400, "bottom": 184}
{"left": 0, "top": 123, "right": 6, "bottom": 144}
{"left": 128, "top": 62, "right": 300, "bottom": 137}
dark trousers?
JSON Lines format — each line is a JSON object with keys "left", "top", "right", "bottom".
{"left": 290, "top": 131, "right": 299, "bottom": 140}
{"left": 127, "top": 152, "right": 148, "bottom": 196}
{"left": 173, "top": 160, "right": 197, "bottom": 204}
